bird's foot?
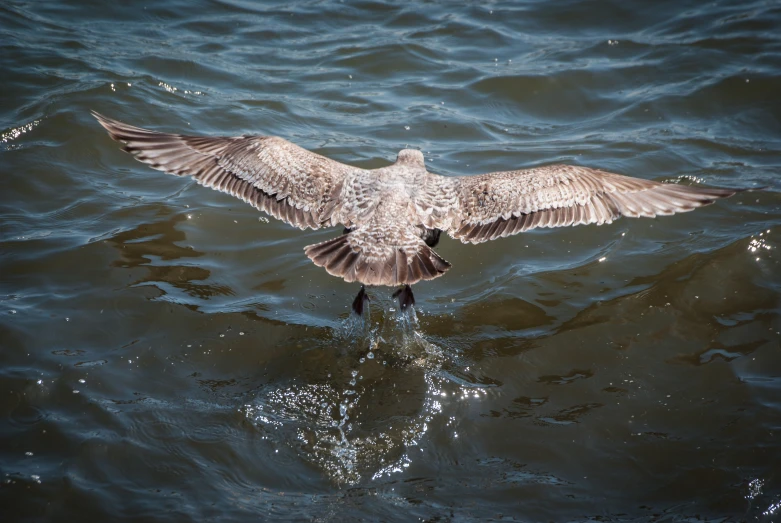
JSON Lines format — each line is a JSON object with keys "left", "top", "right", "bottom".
{"left": 392, "top": 285, "right": 415, "bottom": 311}
{"left": 351, "top": 285, "right": 370, "bottom": 316}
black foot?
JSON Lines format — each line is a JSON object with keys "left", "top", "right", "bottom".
{"left": 392, "top": 285, "right": 415, "bottom": 311}
{"left": 351, "top": 285, "right": 369, "bottom": 316}
{"left": 424, "top": 228, "right": 442, "bottom": 248}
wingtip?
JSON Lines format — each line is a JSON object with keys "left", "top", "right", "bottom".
{"left": 90, "top": 110, "right": 109, "bottom": 123}
{"left": 91, "top": 110, "right": 117, "bottom": 134}
{"left": 90, "top": 111, "right": 159, "bottom": 142}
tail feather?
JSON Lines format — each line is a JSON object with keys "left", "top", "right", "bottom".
{"left": 395, "top": 249, "right": 408, "bottom": 284}
{"left": 304, "top": 234, "right": 450, "bottom": 286}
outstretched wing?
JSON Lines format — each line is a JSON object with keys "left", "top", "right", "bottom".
{"left": 93, "top": 111, "right": 356, "bottom": 229}
{"left": 441, "top": 164, "right": 737, "bottom": 244}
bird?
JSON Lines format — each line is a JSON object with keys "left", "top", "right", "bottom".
{"left": 93, "top": 111, "right": 739, "bottom": 315}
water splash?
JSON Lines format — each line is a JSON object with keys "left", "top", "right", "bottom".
{"left": 241, "top": 301, "right": 481, "bottom": 484}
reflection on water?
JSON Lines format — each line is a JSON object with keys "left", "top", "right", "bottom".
{"left": 107, "top": 211, "right": 202, "bottom": 270}
{"left": 105, "top": 212, "right": 243, "bottom": 311}
{"left": 107, "top": 213, "right": 210, "bottom": 302}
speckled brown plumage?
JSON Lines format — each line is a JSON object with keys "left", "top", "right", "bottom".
{"left": 93, "top": 112, "right": 738, "bottom": 288}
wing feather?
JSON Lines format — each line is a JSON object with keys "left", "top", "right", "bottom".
{"left": 435, "top": 164, "right": 737, "bottom": 244}
{"left": 93, "top": 111, "right": 356, "bottom": 230}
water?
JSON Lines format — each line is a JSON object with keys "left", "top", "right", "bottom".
{"left": 1, "top": 0, "right": 780, "bottom": 520}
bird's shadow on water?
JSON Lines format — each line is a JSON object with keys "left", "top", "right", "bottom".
{"left": 241, "top": 298, "right": 499, "bottom": 485}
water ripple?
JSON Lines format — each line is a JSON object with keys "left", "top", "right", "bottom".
{"left": 2, "top": 0, "right": 780, "bottom": 519}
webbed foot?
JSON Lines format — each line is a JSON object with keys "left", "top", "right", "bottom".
{"left": 351, "top": 285, "right": 370, "bottom": 316}
{"left": 392, "top": 285, "right": 415, "bottom": 311}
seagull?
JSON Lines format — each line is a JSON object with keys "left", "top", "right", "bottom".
{"left": 93, "top": 111, "right": 738, "bottom": 315}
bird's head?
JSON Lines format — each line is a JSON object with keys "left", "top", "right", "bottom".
{"left": 395, "top": 149, "right": 425, "bottom": 167}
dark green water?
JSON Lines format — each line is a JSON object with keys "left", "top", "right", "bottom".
{"left": 2, "top": 0, "right": 781, "bottom": 520}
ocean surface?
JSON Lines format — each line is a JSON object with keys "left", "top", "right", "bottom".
{"left": 2, "top": 0, "right": 781, "bottom": 520}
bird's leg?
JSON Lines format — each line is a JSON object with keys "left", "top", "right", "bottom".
{"left": 424, "top": 228, "right": 442, "bottom": 248}
{"left": 351, "top": 285, "right": 370, "bottom": 316}
{"left": 392, "top": 285, "right": 415, "bottom": 311}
